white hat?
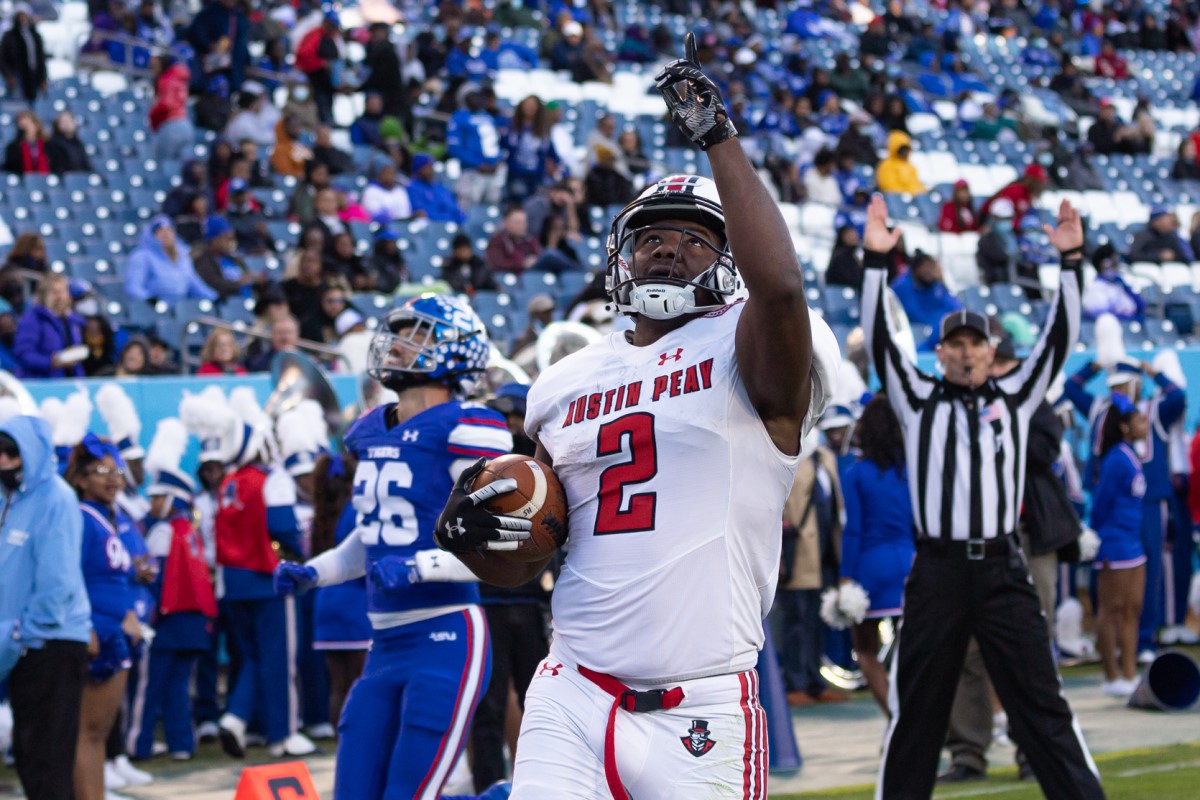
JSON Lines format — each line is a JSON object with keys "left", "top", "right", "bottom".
{"left": 562, "top": 20, "right": 583, "bottom": 37}
{"left": 990, "top": 198, "right": 1015, "bottom": 219}
{"left": 96, "top": 383, "right": 144, "bottom": 461}
{"left": 145, "top": 418, "right": 195, "bottom": 503}
{"left": 335, "top": 308, "right": 366, "bottom": 337}
{"left": 276, "top": 400, "right": 329, "bottom": 477}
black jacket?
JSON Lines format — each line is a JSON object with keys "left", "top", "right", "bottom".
{"left": 48, "top": 133, "right": 92, "bottom": 174}
{"left": 361, "top": 40, "right": 406, "bottom": 119}
{"left": 0, "top": 23, "right": 46, "bottom": 102}
{"left": 1020, "top": 400, "right": 1081, "bottom": 556}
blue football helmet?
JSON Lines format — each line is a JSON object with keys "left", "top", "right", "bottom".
{"left": 367, "top": 293, "right": 491, "bottom": 396}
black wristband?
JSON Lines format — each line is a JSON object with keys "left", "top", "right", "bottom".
{"left": 698, "top": 119, "right": 738, "bottom": 150}
{"left": 1059, "top": 246, "right": 1084, "bottom": 268}
{"left": 863, "top": 250, "right": 889, "bottom": 269}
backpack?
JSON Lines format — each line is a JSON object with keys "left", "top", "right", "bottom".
{"left": 295, "top": 27, "right": 326, "bottom": 74}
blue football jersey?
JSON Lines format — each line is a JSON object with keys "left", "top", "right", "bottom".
{"left": 344, "top": 401, "right": 512, "bottom": 618}
{"left": 81, "top": 501, "right": 134, "bottom": 627}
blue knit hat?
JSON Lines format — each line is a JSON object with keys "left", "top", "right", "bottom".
{"left": 204, "top": 215, "right": 233, "bottom": 241}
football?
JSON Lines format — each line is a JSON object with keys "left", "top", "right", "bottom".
{"left": 471, "top": 454, "right": 569, "bottom": 562}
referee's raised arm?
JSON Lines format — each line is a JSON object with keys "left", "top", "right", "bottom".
{"left": 859, "top": 196, "right": 935, "bottom": 422}
{"left": 994, "top": 200, "right": 1085, "bottom": 410}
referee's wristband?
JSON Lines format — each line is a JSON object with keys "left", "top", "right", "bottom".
{"left": 1059, "top": 246, "right": 1084, "bottom": 269}
{"left": 864, "top": 250, "right": 889, "bottom": 270}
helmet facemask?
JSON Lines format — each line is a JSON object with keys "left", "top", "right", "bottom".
{"left": 606, "top": 175, "right": 744, "bottom": 320}
{"left": 366, "top": 303, "right": 486, "bottom": 396}
{"left": 608, "top": 222, "right": 739, "bottom": 320}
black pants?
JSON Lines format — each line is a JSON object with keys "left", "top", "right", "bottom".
{"left": 879, "top": 545, "right": 1105, "bottom": 800}
{"left": 470, "top": 603, "right": 548, "bottom": 792}
{"left": 776, "top": 588, "right": 828, "bottom": 695}
{"left": 9, "top": 639, "right": 89, "bottom": 800}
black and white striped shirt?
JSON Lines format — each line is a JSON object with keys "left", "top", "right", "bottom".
{"left": 861, "top": 258, "right": 1081, "bottom": 541}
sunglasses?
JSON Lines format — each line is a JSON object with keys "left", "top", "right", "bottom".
{"left": 0, "top": 443, "right": 19, "bottom": 459}
{"left": 86, "top": 465, "right": 122, "bottom": 477}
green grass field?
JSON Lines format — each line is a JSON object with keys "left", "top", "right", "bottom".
{"left": 772, "top": 743, "right": 1200, "bottom": 799}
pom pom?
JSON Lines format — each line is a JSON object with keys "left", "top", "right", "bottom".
{"left": 1055, "top": 597, "right": 1095, "bottom": 658}
{"left": 837, "top": 581, "right": 871, "bottom": 625}
{"left": 1077, "top": 526, "right": 1100, "bottom": 563}
{"left": 819, "top": 586, "right": 850, "bottom": 630}
{"left": 95, "top": 383, "right": 141, "bottom": 445}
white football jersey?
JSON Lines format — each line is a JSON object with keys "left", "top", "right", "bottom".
{"left": 526, "top": 302, "right": 827, "bottom": 684}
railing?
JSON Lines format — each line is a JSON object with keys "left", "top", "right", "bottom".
{"left": 74, "top": 28, "right": 308, "bottom": 89}
{"left": 179, "top": 315, "right": 351, "bottom": 375}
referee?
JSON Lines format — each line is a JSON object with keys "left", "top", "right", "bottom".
{"left": 861, "top": 195, "right": 1104, "bottom": 800}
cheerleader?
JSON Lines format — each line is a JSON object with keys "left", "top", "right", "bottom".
{"left": 310, "top": 452, "right": 369, "bottom": 727}
{"left": 839, "top": 394, "right": 914, "bottom": 712}
{"left": 67, "top": 435, "right": 141, "bottom": 800}
{"left": 1091, "top": 394, "right": 1149, "bottom": 697}
{"left": 126, "top": 419, "right": 217, "bottom": 761}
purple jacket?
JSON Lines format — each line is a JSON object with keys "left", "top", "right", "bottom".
{"left": 13, "top": 304, "right": 85, "bottom": 379}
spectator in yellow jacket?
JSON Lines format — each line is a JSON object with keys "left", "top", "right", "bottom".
{"left": 876, "top": 130, "right": 927, "bottom": 195}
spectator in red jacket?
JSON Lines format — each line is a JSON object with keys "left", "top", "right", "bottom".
{"left": 1095, "top": 40, "right": 1129, "bottom": 80}
{"left": 149, "top": 53, "right": 195, "bottom": 163}
{"left": 485, "top": 205, "right": 543, "bottom": 274}
{"left": 938, "top": 179, "right": 979, "bottom": 233}
{"left": 980, "top": 163, "right": 1047, "bottom": 224}
{"left": 196, "top": 329, "right": 246, "bottom": 375}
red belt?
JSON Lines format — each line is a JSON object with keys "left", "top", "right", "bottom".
{"left": 577, "top": 665, "right": 685, "bottom": 800}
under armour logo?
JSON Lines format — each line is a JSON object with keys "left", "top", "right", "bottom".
{"left": 538, "top": 662, "right": 562, "bottom": 677}
{"left": 443, "top": 518, "right": 467, "bottom": 540}
{"left": 401, "top": 430, "right": 420, "bottom": 442}
{"left": 658, "top": 347, "right": 684, "bottom": 365}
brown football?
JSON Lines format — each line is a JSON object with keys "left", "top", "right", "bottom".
{"left": 471, "top": 454, "right": 569, "bottom": 562}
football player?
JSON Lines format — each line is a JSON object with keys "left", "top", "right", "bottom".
{"left": 274, "top": 293, "right": 515, "bottom": 800}
{"left": 437, "top": 32, "right": 840, "bottom": 799}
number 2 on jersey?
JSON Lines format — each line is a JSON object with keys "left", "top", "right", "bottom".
{"left": 354, "top": 461, "right": 420, "bottom": 546}
{"left": 594, "top": 412, "right": 658, "bottom": 535}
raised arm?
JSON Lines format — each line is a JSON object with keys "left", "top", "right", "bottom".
{"left": 657, "top": 32, "right": 816, "bottom": 454}
{"left": 997, "top": 200, "right": 1084, "bottom": 408}
{"left": 1063, "top": 361, "right": 1100, "bottom": 419}
{"left": 860, "top": 195, "right": 935, "bottom": 421}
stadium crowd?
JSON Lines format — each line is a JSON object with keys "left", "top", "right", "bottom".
{"left": 0, "top": 0, "right": 1199, "bottom": 797}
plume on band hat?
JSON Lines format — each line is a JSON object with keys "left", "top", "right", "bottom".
{"left": 180, "top": 387, "right": 242, "bottom": 465}
{"left": 41, "top": 387, "right": 92, "bottom": 447}
{"left": 145, "top": 417, "right": 195, "bottom": 501}
{"left": 96, "top": 383, "right": 144, "bottom": 459}
{"left": 276, "top": 399, "right": 329, "bottom": 476}
{"left": 0, "top": 396, "right": 23, "bottom": 425}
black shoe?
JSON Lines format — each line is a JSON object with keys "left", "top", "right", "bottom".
{"left": 937, "top": 764, "right": 986, "bottom": 783}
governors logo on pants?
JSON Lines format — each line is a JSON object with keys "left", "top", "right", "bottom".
{"left": 681, "top": 719, "right": 716, "bottom": 757}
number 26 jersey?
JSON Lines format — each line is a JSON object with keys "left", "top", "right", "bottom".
{"left": 525, "top": 303, "right": 803, "bottom": 684}
{"left": 344, "top": 400, "right": 512, "bottom": 619}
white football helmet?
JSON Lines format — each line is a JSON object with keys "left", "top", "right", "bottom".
{"left": 606, "top": 175, "right": 745, "bottom": 319}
